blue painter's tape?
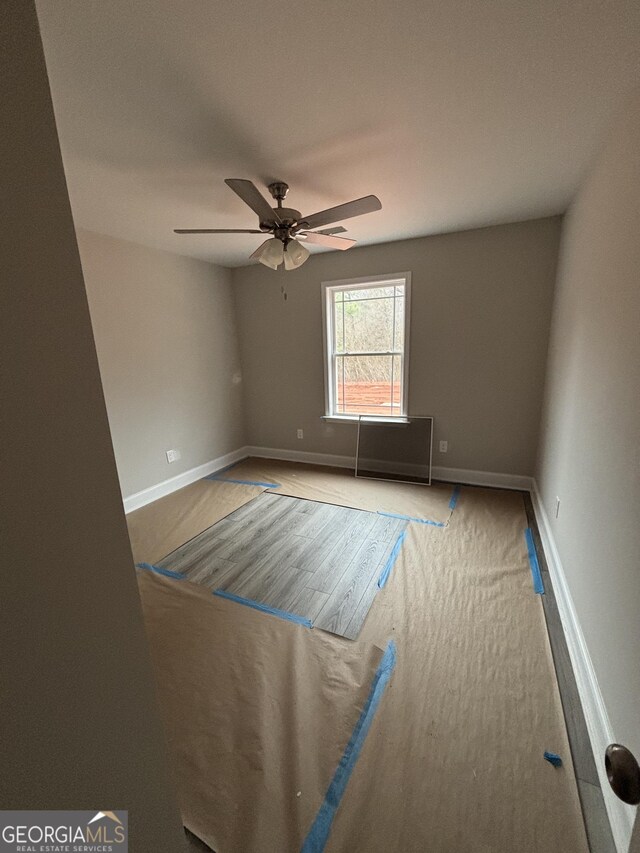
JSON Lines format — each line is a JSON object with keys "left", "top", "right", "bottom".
{"left": 213, "top": 460, "right": 246, "bottom": 476}
{"left": 544, "top": 751, "right": 563, "bottom": 767}
{"left": 525, "top": 528, "right": 544, "bottom": 594}
{"left": 449, "top": 484, "right": 461, "bottom": 510}
{"left": 136, "top": 562, "right": 186, "bottom": 580}
{"left": 377, "top": 510, "right": 445, "bottom": 527}
{"left": 301, "top": 640, "right": 397, "bottom": 853}
{"left": 206, "top": 475, "right": 281, "bottom": 489}
{"left": 213, "top": 589, "right": 312, "bottom": 627}
{"left": 378, "top": 529, "right": 407, "bottom": 589}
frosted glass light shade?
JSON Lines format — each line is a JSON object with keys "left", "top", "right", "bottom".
{"left": 256, "top": 238, "right": 284, "bottom": 269}
{"left": 284, "top": 239, "right": 310, "bottom": 270}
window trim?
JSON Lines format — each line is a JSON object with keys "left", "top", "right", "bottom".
{"left": 321, "top": 272, "right": 412, "bottom": 420}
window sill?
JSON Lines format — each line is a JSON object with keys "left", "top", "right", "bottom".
{"left": 322, "top": 415, "right": 410, "bottom": 425}
{"left": 321, "top": 415, "right": 359, "bottom": 424}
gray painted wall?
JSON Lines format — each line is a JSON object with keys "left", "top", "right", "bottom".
{"left": 78, "top": 230, "right": 246, "bottom": 498}
{"left": 0, "top": 3, "right": 185, "bottom": 848}
{"left": 232, "top": 217, "right": 561, "bottom": 476}
{"left": 631, "top": 813, "right": 640, "bottom": 853}
{"left": 536, "top": 93, "right": 640, "bottom": 760}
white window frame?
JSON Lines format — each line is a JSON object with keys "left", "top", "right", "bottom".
{"left": 321, "top": 272, "right": 412, "bottom": 422}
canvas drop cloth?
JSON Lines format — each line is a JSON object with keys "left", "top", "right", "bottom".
{"left": 218, "top": 457, "right": 456, "bottom": 525}
{"left": 137, "top": 570, "right": 390, "bottom": 853}
{"left": 126, "top": 477, "right": 264, "bottom": 564}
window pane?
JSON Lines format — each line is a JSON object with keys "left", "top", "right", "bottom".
{"left": 333, "top": 296, "right": 345, "bottom": 353}
{"left": 335, "top": 354, "right": 402, "bottom": 416}
{"left": 341, "top": 292, "right": 394, "bottom": 352}
{"left": 343, "top": 286, "right": 395, "bottom": 301}
{"left": 393, "top": 295, "right": 405, "bottom": 351}
{"left": 391, "top": 354, "right": 402, "bottom": 412}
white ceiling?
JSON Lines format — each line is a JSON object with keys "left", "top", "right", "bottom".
{"left": 37, "top": 0, "right": 640, "bottom": 268}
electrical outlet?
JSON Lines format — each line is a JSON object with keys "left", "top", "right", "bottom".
{"left": 439, "top": 440, "right": 448, "bottom": 453}
{"left": 166, "top": 449, "right": 181, "bottom": 464}
{"left": 297, "top": 429, "right": 304, "bottom": 439}
{"left": 555, "top": 497, "right": 561, "bottom": 518}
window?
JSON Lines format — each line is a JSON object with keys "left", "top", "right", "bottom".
{"left": 322, "top": 273, "right": 411, "bottom": 419}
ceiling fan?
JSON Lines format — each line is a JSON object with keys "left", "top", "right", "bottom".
{"left": 174, "top": 179, "right": 382, "bottom": 270}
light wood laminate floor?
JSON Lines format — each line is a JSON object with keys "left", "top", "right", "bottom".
{"left": 158, "top": 492, "right": 407, "bottom": 640}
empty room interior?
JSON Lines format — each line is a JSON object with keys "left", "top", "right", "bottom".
{"left": 3, "top": 1, "right": 640, "bottom": 851}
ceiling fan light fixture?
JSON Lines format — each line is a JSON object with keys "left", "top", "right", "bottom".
{"left": 283, "top": 239, "right": 310, "bottom": 270}
{"left": 256, "top": 237, "right": 284, "bottom": 270}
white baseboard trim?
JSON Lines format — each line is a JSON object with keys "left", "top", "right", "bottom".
{"left": 531, "top": 480, "right": 636, "bottom": 853}
{"left": 432, "top": 465, "right": 533, "bottom": 491}
{"left": 245, "top": 445, "right": 533, "bottom": 490}
{"left": 122, "top": 447, "right": 249, "bottom": 514}
{"left": 122, "top": 442, "right": 532, "bottom": 514}
{"left": 245, "top": 445, "right": 355, "bottom": 470}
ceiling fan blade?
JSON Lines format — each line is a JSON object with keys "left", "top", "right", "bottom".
{"left": 299, "top": 232, "right": 356, "bottom": 250}
{"left": 316, "top": 226, "right": 347, "bottom": 235}
{"left": 299, "top": 195, "right": 381, "bottom": 230}
{"left": 225, "top": 179, "right": 280, "bottom": 224}
{"left": 174, "top": 228, "right": 265, "bottom": 234}
{"left": 297, "top": 226, "right": 348, "bottom": 239}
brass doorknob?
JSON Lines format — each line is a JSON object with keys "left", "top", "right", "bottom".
{"left": 605, "top": 744, "right": 640, "bottom": 805}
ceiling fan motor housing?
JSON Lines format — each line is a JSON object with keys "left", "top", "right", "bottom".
{"left": 260, "top": 211, "right": 302, "bottom": 233}
{"left": 273, "top": 207, "right": 301, "bottom": 225}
